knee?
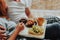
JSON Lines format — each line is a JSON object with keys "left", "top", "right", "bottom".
{"left": 45, "top": 23, "right": 60, "bottom": 39}
{"left": 46, "top": 23, "right": 60, "bottom": 29}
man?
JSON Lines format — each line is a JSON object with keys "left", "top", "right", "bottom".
{"left": 8, "top": 0, "right": 32, "bottom": 23}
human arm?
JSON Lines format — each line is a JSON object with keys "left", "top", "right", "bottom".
{"left": 0, "top": 18, "right": 7, "bottom": 39}
{"left": 8, "top": 23, "right": 24, "bottom": 40}
{"left": 25, "top": 7, "right": 33, "bottom": 18}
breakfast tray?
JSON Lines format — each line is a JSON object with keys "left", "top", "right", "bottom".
{"left": 19, "top": 20, "right": 47, "bottom": 39}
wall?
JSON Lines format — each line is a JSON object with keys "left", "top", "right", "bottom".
{"left": 31, "top": 10, "right": 60, "bottom": 18}
{"left": 30, "top": 0, "right": 60, "bottom": 17}
{"left": 5, "top": 0, "right": 60, "bottom": 10}
{"left": 31, "top": 0, "right": 60, "bottom": 10}
{"left": 5, "top": 0, "right": 60, "bottom": 17}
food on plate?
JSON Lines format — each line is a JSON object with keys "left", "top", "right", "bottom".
{"left": 37, "top": 17, "right": 45, "bottom": 26}
{"left": 26, "top": 20, "right": 34, "bottom": 27}
{"left": 28, "top": 25, "right": 44, "bottom": 35}
{"left": 19, "top": 18, "right": 27, "bottom": 24}
{"left": 34, "top": 21, "right": 37, "bottom": 25}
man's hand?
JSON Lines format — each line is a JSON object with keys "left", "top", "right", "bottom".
{"left": 25, "top": 8, "right": 33, "bottom": 18}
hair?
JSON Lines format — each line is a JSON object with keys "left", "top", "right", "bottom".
{"left": 14, "top": 0, "right": 16, "bottom": 1}
{"left": 0, "top": 0, "right": 8, "bottom": 18}
{"left": 14, "top": 0, "right": 20, "bottom": 1}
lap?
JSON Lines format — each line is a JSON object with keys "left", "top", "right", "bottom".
{"left": 45, "top": 23, "right": 60, "bottom": 39}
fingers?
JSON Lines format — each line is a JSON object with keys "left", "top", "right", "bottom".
{"left": 16, "top": 22, "right": 24, "bottom": 32}
{"left": 0, "top": 37, "right": 7, "bottom": 40}
{"left": 17, "top": 22, "right": 23, "bottom": 26}
{"left": 18, "top": 23, "right": 24, "bottom": 29}
{"left": 0, "top": 25, "right": 6, "bottom": 30}
{"left": 0, "top": 34, "right": 7, "bottom": 40}
{"left": 2, "top": 37, "right": 7, "bottom": 40}
{"left": 0, "top": 26, "right": 6, "bottom": 40}
{"left": 19, "top": 22, "right": 24, "bottom": 25}
{"left": 19, "top": 23, "right": 24, "bottom": 26}
{"left": 0, "top": 30, "right": 6, "bottom": 34}
{"left": 0, "top": 34, "right": 6, "bottom": 37}
{"left": 17, "top": 22, "right": 24, "bottom": 27}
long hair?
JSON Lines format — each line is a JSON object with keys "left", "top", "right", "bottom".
{"left": 0, "top": 0, "right": 8, "bottom": 18}
{"left": 14, "top": 0, "right": 20, "bottom": 1}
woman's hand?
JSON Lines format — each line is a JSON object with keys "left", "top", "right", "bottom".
{"left": 0, "top": 25, "right": 6, "bottom": 39}
{"left": 16, "top": 23, "right": 24, "bottom": 32}
{"left": 8, "top": 23, "right": 24, "bottom": 40}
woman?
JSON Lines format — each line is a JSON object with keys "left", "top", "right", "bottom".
{"left": 0, "top": 0, "right": 24, "bottom": 40}
{"left": 8, "top": 0, "right": 32, "bottom": 23}
{"left": 1, "top": 0, "right": 60, "bottom": 40}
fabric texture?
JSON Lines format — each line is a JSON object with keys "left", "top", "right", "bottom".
{"left": 44, "top": 16, "right": 60, "bottom": 39}
{"left": 0, "top": 18, "right": 16, "bottom": 36}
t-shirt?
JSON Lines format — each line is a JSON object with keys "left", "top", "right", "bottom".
{"left": 7, "top": 0, "right": 32, "bottom": 8}
{"left": 8, "top": 0, "right": 32, "bottom": 23}
{"left": 20, "top": 0, "right": 32, "bottom": 7}
{"left": 0, "top": 18, "right": 16, "bottom": 36}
